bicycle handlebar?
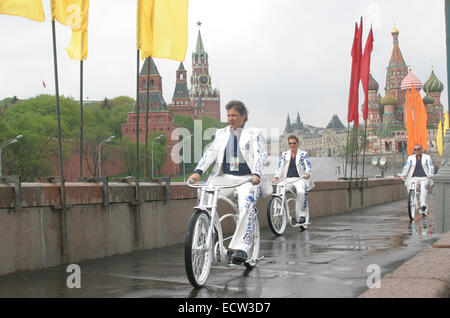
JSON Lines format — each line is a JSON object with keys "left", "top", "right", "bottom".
{"left": 272, "top": 177, "right": 304, "bottom": 186}
{"left": 187, "top": 177, "right": 254, "bottom": 189}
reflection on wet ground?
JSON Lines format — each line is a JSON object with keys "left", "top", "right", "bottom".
{"left": 0, "top": 200, "right": 437, "bottom": 298}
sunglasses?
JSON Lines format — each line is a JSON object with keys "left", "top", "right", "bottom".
{"left": 289, "top": 142, "right": 297, "bottom": 145}
{"left": 414, "top": 148, "right": 422, "bottom": 151}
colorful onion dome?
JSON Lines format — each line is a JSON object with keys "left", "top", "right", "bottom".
{"left": 401, "top": 67, "right": 422, "bottom": 90}
{"left": 391, "top": 25, "right": 399, "bottom": 35}
{"left": 423, "top": 69, "right": 444, "bottom": 93}
{"left": 369, "top": 73, "right": 379, "bottom": 91}
{"left": 381, "top": 91, "right": 398, "bottom": 105}
{"left": 423, "top": 92, "right": 435, "bottom": 105}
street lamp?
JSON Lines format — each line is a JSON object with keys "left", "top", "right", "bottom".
{"left": 0, "top": 135, "right": 23, "bottom": 176}
{"left": 152, "top": 134, "right": 164, "bottom": 178}
{"left": 98, "top": 136, "right": 115, "bottom": 176}
{"left": 371, "top": 156, "right": 387, "bottom": 178}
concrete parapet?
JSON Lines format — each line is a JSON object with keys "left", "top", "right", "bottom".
{"left": 0, "top": 178, "right": 406, "bottom": 277}
{"left": 360, "top": 231, "right": 450, "bottom": 298}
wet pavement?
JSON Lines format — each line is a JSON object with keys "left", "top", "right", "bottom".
{"left": 0, "top": 200, "right": 437, "bottom": 298}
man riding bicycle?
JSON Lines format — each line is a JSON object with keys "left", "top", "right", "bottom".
{"left": 188, "top": 100, "right": 269, "bottom": 265}
{"left": 272, "top": 135, "right": 314, "bottom": 225}
{"left": 400, "top": 143, "right": 434, "bottom": 213}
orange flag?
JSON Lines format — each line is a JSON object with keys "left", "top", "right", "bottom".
{"left": 411, "top": 86, "right": 428, "bottom": 151}
{"left": 404, "top": 90, "right": 416, "bottom": 155}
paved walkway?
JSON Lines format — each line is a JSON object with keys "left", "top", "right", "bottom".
{"left": 0, "top": 200, "right": 437, "bottom": 298}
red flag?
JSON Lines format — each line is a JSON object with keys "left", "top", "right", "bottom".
{"left": 347, "top": 22, "right": 358, "bottom": 123}
{"left": 360, "top": 27, "right": 374, "bottom": 121}
{"left": 347, "top": 17, "right": 363, "bottom": 127}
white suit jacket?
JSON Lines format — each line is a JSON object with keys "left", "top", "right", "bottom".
{"left": 274, "top": 149, "right": 314, "bottom": 191}
{"left": 195, "top": 123, "right": 269, "bottom": 181}
{"left": 401, "top": 153, "right": 434, "bottom": 179}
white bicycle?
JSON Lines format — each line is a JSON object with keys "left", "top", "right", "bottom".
{"left": 184, "top": 178, "right": 261, "bottom": 288}
{"left": 266, "top": 178, "right": 310, "bottom": 235}
{"left": 406, "top": 178, "right": 427, "bottom": 221}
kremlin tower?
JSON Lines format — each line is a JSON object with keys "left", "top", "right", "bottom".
{"left": 121, "top": 24, "right": 221, "bottom": 177}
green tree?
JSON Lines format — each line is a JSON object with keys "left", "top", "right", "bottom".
{"left": 120, "top": 134, "right": 167, "bottom": 178}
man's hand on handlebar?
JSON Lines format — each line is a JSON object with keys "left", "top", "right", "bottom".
{"left": 252, "top": 174, "right": 261, "bottom": 186}
{"left": 188, "top": 172, "right": 201, "bottom": 184}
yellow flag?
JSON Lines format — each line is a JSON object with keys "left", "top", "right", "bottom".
{"left": 444, "top": 112, "right": 449, "bottom": 137}
{"left": 138, "top": 0, "right": 188, "bottom": 62}
{"left": 0, "top": 0, "right": 45, "bottom": 22}
{"left": 437, "top": 120, "right": 443, "bottom": 156}
{"left": 51, "top": 0, "right": 89, "bottom": 60}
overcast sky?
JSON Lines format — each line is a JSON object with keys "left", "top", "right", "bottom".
{"left": 0, "top": 0, "right": 448, "bottom": 137}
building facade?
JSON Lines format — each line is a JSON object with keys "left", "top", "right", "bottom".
{"left": 281, "top": 26, "right": 445, "bottom": 159}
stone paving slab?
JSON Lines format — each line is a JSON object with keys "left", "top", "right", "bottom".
{"left": 360, "top": 231, "right": 450, "bottom": 298}
{"left": 359, "top": 277, "right": 448, "bottom": 298}
{"left": 433, "top": 231, "right": 450, "bottom": 248}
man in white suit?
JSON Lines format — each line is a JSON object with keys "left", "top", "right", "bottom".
{"left": 188, "top": 100, "right": 269, "bottom": 265}
{"left": 273, "top": 135, "right": 314, "bottom": 227}
{"left": 400, "top": 143, "right": 434, "bottom": 213}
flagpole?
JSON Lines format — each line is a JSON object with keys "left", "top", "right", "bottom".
{"left": 344, "top": 123, "right": 350, "bottom": 178}
{"left": 350, "top": 123, "right": 357, "bottom": 180}
{"left": 362, "top": 119, "right": 368, "bottom": 178}
{"left": 135, "top": 48, "right": 142, "bottom": 242}
{"left": 79, "top": 60, "right": 84, "bottom": 179}
{"left": 144, "top": 57, "right": 150, "bottom": 179}
{"left": 51, "top": 18, "right": 67, "bottom": 255}
{"left": 355, "top": 125, "right": 359, "bottom": 180}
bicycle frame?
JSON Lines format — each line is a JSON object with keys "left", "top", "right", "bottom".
{"left": 188, "top": 178, "right": 253, "bottom": 266}
{"left": 408, "top": 178, "right": 421, "bottom": 204}
{"left": 272, "top": 178, "right": 304, "bottom": 228}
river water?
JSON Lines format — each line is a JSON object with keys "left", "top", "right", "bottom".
{"left": 266, "top": 156, "right": 404, "bottom": 181}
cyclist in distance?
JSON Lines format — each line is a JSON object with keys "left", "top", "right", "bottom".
{"left": 400, "top": 143, "right": 434, "bottom": 213}
{"left": 188, "top": 100, "right": 269, "bottom": 265}
{"left": 272, "top": 135, "right": 314, "bottom": 225}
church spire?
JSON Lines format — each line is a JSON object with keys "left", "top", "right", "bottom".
{"left": 388, "top": 25, "right": 407, "bottom": 69}
{"left": 195, "top": 21, "right": 205, "bottom": 55}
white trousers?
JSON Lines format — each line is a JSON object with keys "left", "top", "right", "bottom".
{"left": 405, "top": 177, "right": 430, "bottom": 209}
{"left": 208, "top": 174, "right": 260, "bottom": 255}
{"left": 284, "top": 177, "right": 309, "bottom": 223}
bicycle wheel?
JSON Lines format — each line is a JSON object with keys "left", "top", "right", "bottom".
{"left": 407, "top": 190, "right": 415, "bottom": 221}
{"left": 267, "top": 196, "right": 287, "bottom": 235}
{"left": 245, "top": 214, "right": 260, "bottom": 270}
{"left": 184, "top": 209, "right": 212, "bottom": 288}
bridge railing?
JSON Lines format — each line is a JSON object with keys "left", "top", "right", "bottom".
{"left": 0, "top": 178, "right": 406, "bottom": 277}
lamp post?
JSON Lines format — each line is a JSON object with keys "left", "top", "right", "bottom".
{"left": 98, "top": 136, "right": 115, "bottom": 176}
{"left": 152, "top": 134, "right": 164, "bottom": 178}
{"left": 371, "top": 156, "right": 387, "bottom": 178}
{"left": 0, "top": 135, "right": 23, "bottom": 176}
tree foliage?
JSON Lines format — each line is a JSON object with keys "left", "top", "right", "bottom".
{"left": 0, "top": 95, "right": 138, "bottom": 180}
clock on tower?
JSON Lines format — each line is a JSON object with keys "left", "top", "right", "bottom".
{"left": 198, "top": 74, "right": 210, "bottom": 87}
